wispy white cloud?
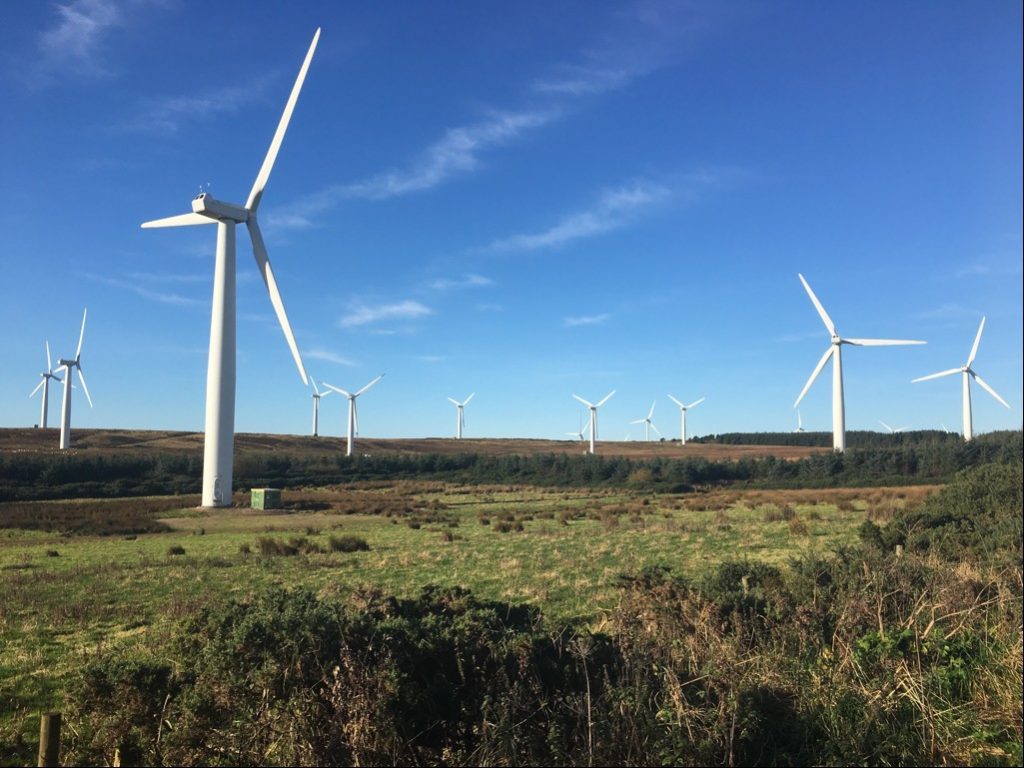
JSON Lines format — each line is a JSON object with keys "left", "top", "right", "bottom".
{"left": 339, "top": 300, "right": 433, "bottom": 328}
{"left": 533, "top": 64, "right": 642, "bottom": 96}
{"left": 475, "top": 302, "right": 503, "bottom": 312}
{"left": 484, "top": 181, "right": 671, "bottom": 253}
{"left": 915, "top": 303, "right": 979, "bottom": 321}
{"left": 305, "top": 348, "right": 358, "bottom": 366}
{"left": 85, "top": 272, "right": 203, "bottom": 307}
{"left": 416, "top": 355, "right": 446, "bottom": 363}
{"left": 37, "top": 0, "right": 122, "bottom": 79}
{"left": 954, "top": 260, "right": 1023, "bottom": 279}
{"left": 269, "top": 110, "right": 557, "bottom": 230}
{"left": 565, "top": 313, "right": 611, "bottom": 327}
{"left": 427, "top": 274, "right": 493, "bottom": 291}
{"left": 123, "top": 77, "right": 273, "bottom": 134}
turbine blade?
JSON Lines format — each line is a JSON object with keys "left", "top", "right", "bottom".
{"left": 321, "top": 383, "right": 351, "bottom": 397}
{"left": 794, "top": 346, "right": 833, "bottom": 407}
{"left": 75, "top": 308, "right": 87, "bottom": 359}
{"left": 667, "top": 394, "right": 684, "bottom": 409}
{"left": 77, "top": 367, "right": 93, "bottom": 408}
{"left": 595, "top": 390, "right": 616, "bottom": 407}
{"left": 972, "top": 372, "right": 1011, "bottom": 408}
{"left": 320, "top": 388, "right": 332, "bottom": 398}
{"left": 463, "top": 392, "right": 475, "bottom": 405}
{"left": 630, "top": 418, "right": 645, "bottom": 424}
{"left": 572, "top": 394, "right": 594, "bottom": 408}
{"left": 311, "top": 378, "right": 321, "bottom": 396}
{"left": 967, "top": 316, "right": 986, "bottom": 366}
{"left": 355, "top": 373, "right": 384, "bottom": 397}
{"left": 141, "top": 212, "right": 214, "bottom": 228}
{"left": 650, "top": 423, "right": 661, "bottom": 437}
{"left": 879, "top": 420, "right": 893, "bottom": 433}
{"left": 798, "top": 273, "right": 836, "bottom": 335}
{"left": 448, "top": 397, "right": 460, "bottom": 406}
{"left": 686, "top": 397, "right": 705, "bottom": 409}
{"left": 647, "top": 401, "right": 656, "bottom": 419}
{"left": 845, "top": 338, "right": 926, "bottom": 346}
{"left": 29, "top": 380, "right": 44, "bottom": 398}
{"left": 246, "top": 28, "right": 321, "bottom": 211}
{"left": 46, "top": 341, "right": 52, "bottom": 372}
{"left": 911, "top": 368, "right": 961, "bottom": 383}
{"left": 247, "top": 219, "right": 308, "bottom": 385}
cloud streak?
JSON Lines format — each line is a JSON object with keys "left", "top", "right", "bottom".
{"left": 85, "top": 272, "right": 204, "bottom": 307}
{"left": 305, "top": 348, "right": 358, "bottom": 366}
{"left": 484, "top": 181, "right": 671, "bottom": 253}
{"left": 339, "top": 300, "right": 433, "bottom": 328}
{"left": 269, "top": 110, "right": 558, "bottom": 230}
{"left": 123, "top": 78, "right": 273, "bottom": 134}
{"left": 564, "top": 313, "right": 611, "bottom": 327}
{"left": 37, "top": 0, "right": 122, "bottom": 79}
{"left": 427, "top": 274, "right": 493, "bottom": 291}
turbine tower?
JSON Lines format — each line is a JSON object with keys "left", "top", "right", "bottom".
{"left": 322, "top": 375, "right": 384, "bottom": 456}
{"left": 56, "top": 309, "right": 92, "bottom": 450}
{"left": 572, "top": 391, "right": 615, "bottom": 455}
{"left": 630, "top": 401, "right": 661, "bottom": 441}
{"left": 141, "top": 29, "right": 320, "bottom": 507}
{"left": 794, "top": 408, "right": 805, "bottom": 434}
{"left": 447, "top": 393, "right": 475, "bottom": 439}
{"left": 793, "top": 273, "right": 925, "bottom": 452}
{"left": 310, "top": 379, "right": 332, "bottom": 437}
{"left": 667, "top": 395, "right": 704, "bottom": 445}
{"left": 28, "top": 342, "right": 62, "bottom": 428}
{"left": 912, "top": 317, "right": 1010, "bottom": 441}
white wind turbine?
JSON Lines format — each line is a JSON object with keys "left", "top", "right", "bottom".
{"left": 912, "top": 317, "right": 1010, "bottom": 441}
{"left": 56, "top": 309, "right": 92, "bottom": 450}
{"left": 310, "top": 379, "right": 332, "bottom": 437}
{"left": 566, "top": 411, "right": 590, "bottom": 442}
{"left": 667, "top": 395, "right": 704, "bottom": 445}
{"left": 141, "top": 29, "right": 320, "bottom": 507}
{"left": 323, "top": 375, "right": 384, "bottom": 456}
{"left": 447, "top": 393, "right": 475, "bottom": 439}
{"left": 879, "top": 420, "right": 907, "bottom": 434}
{"left": 572, "top": 391, "right": 615, "bottom": 454}
{"left": 29, "top": 342, "right": 63, "bottom": 429}
{"left": 630, "top": 401, "right": 661, "bottom": 441}
{"left": 793, "top": 273, "right": 925, "bottom": 452}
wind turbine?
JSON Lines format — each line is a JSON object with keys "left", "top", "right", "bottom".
{"left": 630, "top": 401, "right": 661, "bottom": 441}
{"left": 794, "top": 408, "right": 805, "bottom": 434}
{"left": 879, "top": 420, "right": 907, "bottom": 434}
{"left": 912, "top": 317, "right": 1010, "bottom": 441}
{"left": 28, "top": 342, "right": 62, "bottom": 428}
{"left": 447, "top": 393, "right": 475, "bottom": 439}
{"left": 322, "top": 375, "right": 384, "bottom": 456}
{"left": 310, "top": 379, "right": 332, "bottom": 437}
{"left": 566, "top": 412, "right": 590, "bottom": 442}
{"left": 793, "top": 273, "right": 925, "bottom": 452}
{"left": 141, "top": 29, "right": 320, "bottom": 507}
{"left": 56, "top": 309, "right": 92, "bottom": 450}
{"left": 667, "top": 395, "right": 704, "bottom": 445}
{"left": 572, "top": 391, "right": 615, "bottom": 454}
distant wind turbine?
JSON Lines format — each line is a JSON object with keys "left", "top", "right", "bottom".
{"left": 794, "top": 408, "right": 805, "bottom": 433}
{"left": 141, "top": 29, "right": 320, "bottom": 507}
{"left": 28, "top": 341, "right": 62, "bottom": 429}
{"left": 56, "top": 309, "right": 92, "bottom": 450}
{"left": 322, "top": 374, "right": 384, "bottom": 456}
{"left": 447, "top": 393, "right": 475, "bottom": 439}
{"left": 630, "top": 401, "right": 661, "bottom": 441}
{"left": 793, "top": 273, "right": 925, "bottom": 452}
{"left": 879, "top": 420, "right": 907, "bottom": 434}
{"left": 572, "top": 390, "right": 615, "bottom": 454}
{"left": 912, "top": 317, "right": 1010, "bottom": 441}
{"left": 567, "top": 412, "right": 590, "bottom": 442}
{"left": 310, "top": 379, "right": 332, "bottom": 437}
{"left": 667, "top": 395, "right": 704, "bottom": 445}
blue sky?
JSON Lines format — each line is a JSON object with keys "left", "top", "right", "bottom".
{"left": 1, "top": 0, "right": 1021, "bottom": 440}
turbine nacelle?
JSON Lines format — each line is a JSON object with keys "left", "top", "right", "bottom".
{"left": 192, "top": 193, "right": 250, "bottom": 223}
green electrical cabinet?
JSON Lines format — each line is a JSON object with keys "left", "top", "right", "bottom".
{"left": 251, "top": 488, "right": 281, "bottom": 510}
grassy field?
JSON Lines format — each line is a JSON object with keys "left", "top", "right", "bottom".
{"left": 0, "top": 481, "right": 935, "bottom": 756}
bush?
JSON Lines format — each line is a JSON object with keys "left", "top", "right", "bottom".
{"left": 166, "top": 545, "right": 185, "bottom": 556}
{"left": 328, "top": 535, "right": 370, "bottom": 553}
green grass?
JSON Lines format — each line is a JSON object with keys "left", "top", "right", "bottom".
{"left": 0, "top": 483, "right": 883, "bottom": 758}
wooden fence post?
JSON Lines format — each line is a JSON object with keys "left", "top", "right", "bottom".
{"left": 37, "top": 712, "right": 61, "bottom": 767}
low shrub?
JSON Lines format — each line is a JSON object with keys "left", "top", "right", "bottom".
{"left": 328, "top": 535, "right": 370, "bottom": 553}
